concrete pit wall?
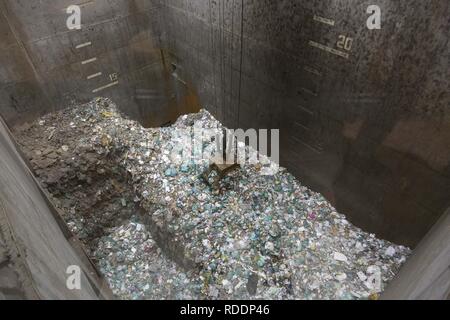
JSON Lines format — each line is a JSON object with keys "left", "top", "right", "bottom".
{"left": 0, "top": 0, "right": 199, "bottom": 128}
{"left": 0, "top": 117, "right": 109, "bottom": 299}
{"left": 159, "top": 0, "right": 450, "bottom": 247}
{"left": 0, "top": 1, "right": 449, "bottom": 248}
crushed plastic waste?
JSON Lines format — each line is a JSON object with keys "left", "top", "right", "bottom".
{"left": 14, "top": 97, "right": 411, "bottom": 300}
{"left": 94, "top": 217, "right": 201, "bottom": 300}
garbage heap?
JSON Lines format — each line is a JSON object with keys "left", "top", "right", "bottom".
{"left": 14, "top": 98, "right": 411, "bottom": 300}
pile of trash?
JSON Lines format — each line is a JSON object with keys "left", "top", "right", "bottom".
{"left": 94, "top": 217, "right": 202, "bottom": 300}
{"left": 15, "top": 98, "right": 411, "bottom": 300}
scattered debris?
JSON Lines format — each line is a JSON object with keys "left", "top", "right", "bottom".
{"left": 14, "top": 97, "right": 411, "bottom": 300}
{"left": 94, "top": 218, "right": 201, "bottom": 299}
{"left": 333, "top": 252, "right": 349, "bottom": 263}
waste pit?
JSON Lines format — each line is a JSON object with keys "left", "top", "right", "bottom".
{"left": 13, "top": 98, "right": 411, "bottom": 300}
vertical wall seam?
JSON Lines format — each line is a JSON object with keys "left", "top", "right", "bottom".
{"left": 237, "top": 0, "right": 244, "bottom": 127}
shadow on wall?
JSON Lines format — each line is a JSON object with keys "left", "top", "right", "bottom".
{"left": 132, "top": 49, "right": 201, "bottom": 128}
{"left": 127, "top": 0, "right": 201, "bottom": 128}
{"left": 334, "top": 116, "right": 450, "bottom": 246}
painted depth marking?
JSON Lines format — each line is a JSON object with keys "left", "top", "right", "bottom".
{"left": 81, "top": 57, "right": 97, "bottom": 65}
{"left": 292, "top": 136, "right": 323, "bottom": 154}
{"left": 298, "top": 105, "right": 314, "bottom": 115}
{"left": 92, "top": 81, "right": 119, "bottom": 93}
{"left": 87, "top": 72, "right": 102, "bottom": 80}
{"left": 75, "top": 42, "right": 92, "bottom": 49}
{"left": 295, "top": 121, "right": 311, "bottom": 131}
{"left": 300, "top": 87, "right": 318, "bottom": 97}
{"left": 313, "top": 15, "right": 335, "bottom": 26}
{"left": 309, "top": 41, "right": 349, "bottom": 59}
{"left": 304, "top": 66, "right": 322, "bottom": 77}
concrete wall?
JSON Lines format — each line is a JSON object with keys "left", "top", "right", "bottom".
{"left": 0, "top": 0, "right": 199, "bottom": 127}
{"left": 0, "top": 117, "right": 108, "bottom": 299}
{"left": 0, "top": 0, "right": 52, "bottom": 126}
{"left": 382, "top": 208, "right": 450, "bottom": 300}
{"left": 159, "top": 0, "right": 450, "bottom": 247}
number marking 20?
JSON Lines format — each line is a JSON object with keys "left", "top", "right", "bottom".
{"left": 337, "top": 35, "right": 353, "bottom": 51}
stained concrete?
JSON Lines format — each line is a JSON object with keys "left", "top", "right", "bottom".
{"left": 158, "top": 0, "right": 450, "bottom": 247}
{"left": 0, "top": 0, "right": 198, "bottom": 127}
{"left": 0, "top": 1, "right": 449, "bottom": 247}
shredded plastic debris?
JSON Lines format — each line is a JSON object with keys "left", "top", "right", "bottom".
{"left": 15, "top": 98, "right": 411, "bottom": 300}
{"left": 94, "top": 218, "right": 201, "bottom": 300}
